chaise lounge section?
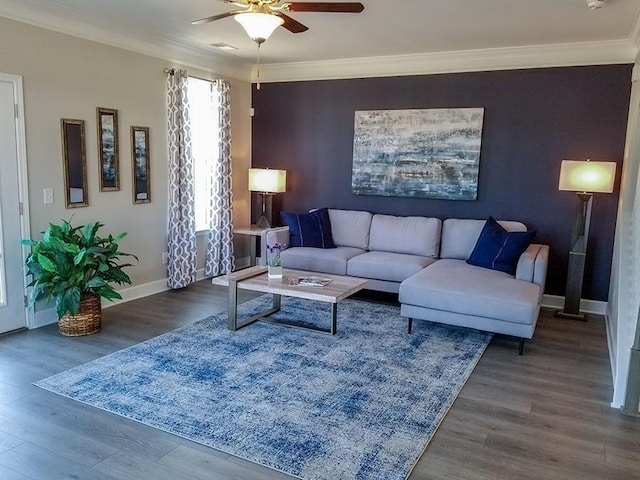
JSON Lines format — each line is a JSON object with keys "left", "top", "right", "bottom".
{"left": 400, "top": 219, "right": 548, "bottom": 354}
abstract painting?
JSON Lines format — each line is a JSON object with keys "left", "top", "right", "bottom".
{"left": 97, "top": 107, "right": 119, "bottom": 191}
{"left": 352, "top": 108, "right": 484, "bottom": 200}
{"left": 131, "top": 126, "right": 150, "bottom": 204}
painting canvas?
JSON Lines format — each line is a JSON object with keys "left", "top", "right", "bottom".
{"left": 61, "top": 118, "right": 88, "bottom": 208}
{"left": 131, "top": 126, "right": 150, "bottom": 204}
{"left": 352, "top": 108, "right": 485, "bottom": 200}
{"left": 97, "top": 107, "right": 119, "bottom": 191}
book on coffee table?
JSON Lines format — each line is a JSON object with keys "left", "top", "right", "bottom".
{"left": 286, "top": 276, "right": 332, "bottom": 287}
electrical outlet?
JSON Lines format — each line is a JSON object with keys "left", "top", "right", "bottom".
{"left": 162, "top": 252, "right": 168, "bottom": 265}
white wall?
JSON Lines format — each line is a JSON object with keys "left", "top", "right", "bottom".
{"left": 608, "top": 64, "right": 640, "bottom": 408}
{"left": 0, "top": 17, "right": 252, "bottom": 320}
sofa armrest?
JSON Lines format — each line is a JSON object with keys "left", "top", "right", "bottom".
{"left": 265, "top": 227, "right": 290, "bottom": 250}
{"left": 533, "top": 244, "right": 549, "bottom": 296}
{"left": 516, "top": 243, "right": 549, "bottom": 299}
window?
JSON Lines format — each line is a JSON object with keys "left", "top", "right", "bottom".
{"left": 187, "top": 77, "right": 221, "bottom": 232}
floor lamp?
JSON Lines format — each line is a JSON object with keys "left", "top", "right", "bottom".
{"left": 248, "top": 168, "right": 287, "bottom": 228}
{"left": 556, "top": 159, "right": 616, "bottom": 320}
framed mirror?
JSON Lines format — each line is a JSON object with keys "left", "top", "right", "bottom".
{"left": 60, "top": 118, "right": 88, "bottom": 208}
{"left": 97, "top": 107, "right": 119, "bottom": 191}
{"left": 131, "top": 126, "right": 150, "bottom": 204}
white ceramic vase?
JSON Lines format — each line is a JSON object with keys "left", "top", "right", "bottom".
{"left": 268, "top": 265, "right": 283, "bottom": 279}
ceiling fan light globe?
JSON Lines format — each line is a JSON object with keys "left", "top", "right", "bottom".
{"left": 586, "top": 0, "right": 607, "bottom": 9}
{"left": 235, "top": 12, "right": 284, "bottom": 43}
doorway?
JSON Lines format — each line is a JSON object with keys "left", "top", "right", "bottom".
{"left": 0, "top": 73, "right": 31, "bottom": 333}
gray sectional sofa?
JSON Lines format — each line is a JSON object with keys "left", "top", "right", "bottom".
{"left": 266, "top": 209, "right": 549, "bottom": 353}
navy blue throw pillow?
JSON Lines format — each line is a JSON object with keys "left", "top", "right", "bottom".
{"left": 280, "top": 208, "right": 336, "bottom": 249}
{"left": 466, "top": 217, "right": 536, "bottom": 275}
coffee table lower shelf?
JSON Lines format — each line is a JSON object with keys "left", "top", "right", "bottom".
{"left": 212, "top": 266, "right": 367, "bottom": 335}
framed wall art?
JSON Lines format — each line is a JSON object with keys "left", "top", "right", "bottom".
{"left": 97, "top": 107, "right": 119, "bottom": 191}
{"left": 60, "top": 118, "right": 88, "bottom": 208}
{"left": 131, "top": 126, "right": 150, "bottom": 204}
{"left": 352, "top": 108, "right": 485, "bottom": 201}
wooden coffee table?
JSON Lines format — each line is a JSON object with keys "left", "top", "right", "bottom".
{"left": 212, "top": 266, "right": 368, "bottom": 335}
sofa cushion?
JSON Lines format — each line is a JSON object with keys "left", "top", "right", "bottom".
{"left": 281, "top": 246, "right": 365, "bottom": 275}
{"left": 347, "top": 251, "right": 437, "bottom": 283}
{"left": 281, "top": 208, "right": 335, "bottom": 248}
{"left": 368, "top": 215, "right": 441, "bottom": 257}
{"left": 440, "top": 218, "right": 527, "bottom": 260}
{"left": 328, "top": 209, "right": 373, "bottom": 250}
{"left": 466, "top": 217, "right": 536, "bottom": 275}
{"left": 399, "top": 259, "right": 540, "bottom": 325}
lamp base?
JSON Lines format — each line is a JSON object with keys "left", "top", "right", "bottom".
{"left": 255, "top": 192, "right": 274, "bottom": 229}
{"left": 256, "top": 215, "right": 271, "bottom": 228}
{"left": 555, "top": 193, "right": 592, "bottom": 324}
{"left": 554, "top": 310, "right": 586, "bottom": 321}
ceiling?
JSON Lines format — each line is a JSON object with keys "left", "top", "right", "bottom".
{"left": 1, "top": 0, "right": 639, "bottom": 81}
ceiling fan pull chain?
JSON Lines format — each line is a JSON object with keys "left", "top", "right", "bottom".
{"left": 256, "top": 43, "right": 261, "bottom": 90}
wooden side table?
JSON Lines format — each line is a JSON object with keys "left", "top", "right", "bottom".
{"left": 234, "top": 225, "right": 288, "bottom": 267}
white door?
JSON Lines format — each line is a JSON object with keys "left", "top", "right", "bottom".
{"left": 0, "top": 77, "right": 29, "bottom": 333}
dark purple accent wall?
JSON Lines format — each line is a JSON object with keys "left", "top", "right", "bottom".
{"left": 251, "top": 65, "right": 632, "bottom": 301}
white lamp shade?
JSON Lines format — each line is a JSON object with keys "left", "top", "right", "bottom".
{"left": 235, "top": 13, "right": 283, "bottom": 42}
{"left": 558, "top": 160, "right": 616, "bottom": 193}
{"left": 248, "top": 168, "right": 286, "bottom": 193}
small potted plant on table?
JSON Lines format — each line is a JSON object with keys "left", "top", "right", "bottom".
{"left": 22, "top": 220, "right": 137, "bottom": 336}
{"left": 266, "top": 242, "right": 285, "bottom": 279}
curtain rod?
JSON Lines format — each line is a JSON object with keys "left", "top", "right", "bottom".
{"left": 164, "top": 68, "right": 224, "bottom": 85}
{"left": 163, "top": 68, "right": 188, "bottom": 77}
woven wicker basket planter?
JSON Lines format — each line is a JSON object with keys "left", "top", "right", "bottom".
{"left": 58, "top": 292, "right": 102, "bottom": 336}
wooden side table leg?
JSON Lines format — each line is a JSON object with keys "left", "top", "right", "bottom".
{"left": 249, "top": 237, "right": 257, "bottom": 266}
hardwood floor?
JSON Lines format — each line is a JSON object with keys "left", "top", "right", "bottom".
{"left": 0, "top": 280, "right": 638, "bottom": 479}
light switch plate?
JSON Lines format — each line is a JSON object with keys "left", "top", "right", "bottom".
{"left": 43, "top": 188, "right": 54, "bottom": 204}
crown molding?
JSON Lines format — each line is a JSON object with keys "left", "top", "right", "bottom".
{"left": 0, "top": 8, "right": 253, "bottom": 81}
{"left": 257, "top": 40, "right": 636, "bottom": 83}
{"left": 1, "top": 4, "right": 637, "bottom": 84}
{"left": 630, "top": 6, "right": 640, "bottom": 61}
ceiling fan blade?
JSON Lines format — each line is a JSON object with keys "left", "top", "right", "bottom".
{"left": 275, "top": 12, "right": 309, "bottom": 33}
{"left": 285, "top": 2, "right": 364, "bottom": 13}
{"left": 191, "top": 10, "right": 246, "bottom": 25}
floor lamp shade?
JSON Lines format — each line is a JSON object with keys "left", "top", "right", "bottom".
{"left": 558, "top": 160, "right": 616, "bottom": 193}
{"left": 556, "top": 160, "right": 616, "bottom": 320}
{"left": 248, "top": 169, "right": 287, "bottom": 228}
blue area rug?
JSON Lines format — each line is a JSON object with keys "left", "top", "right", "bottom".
{"left": 35, "top": 296, "right": 491, "bottom": 480}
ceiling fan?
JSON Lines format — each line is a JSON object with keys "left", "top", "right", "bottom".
{"left": 192, "top": 0, "right": 365, "bottom": 44}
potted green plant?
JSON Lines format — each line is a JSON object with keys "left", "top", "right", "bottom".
{"left": 22, "top": 219, "right": 137, "bottom": 336}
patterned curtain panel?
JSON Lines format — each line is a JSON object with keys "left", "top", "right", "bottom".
{"left": 166, "top": 69, "right": 197, "bottom": 288}
{"left": 205, "top": 79, "right": 235, "bottom": 276}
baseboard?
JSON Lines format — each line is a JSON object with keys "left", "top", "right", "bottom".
{"left": 32, "top": 268, "right": 211, "bottom": 329}
{"left": 33, "top": 277, "right": 606, "bottom": 329}
{"left": 541, "top": 294, "right": 607, "bottom": 315}
{"left": 33, "top": 307, "right": 58, "bottom": 329}
{"left": 605, "top": 308, "right": 623, "bottom": 408}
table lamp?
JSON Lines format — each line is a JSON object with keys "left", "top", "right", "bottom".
{"left": 556, "top": 159, "right": 616, "bottom": 320}
{"left": 248, "top": 168, "right": 286, "bottom": 228}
